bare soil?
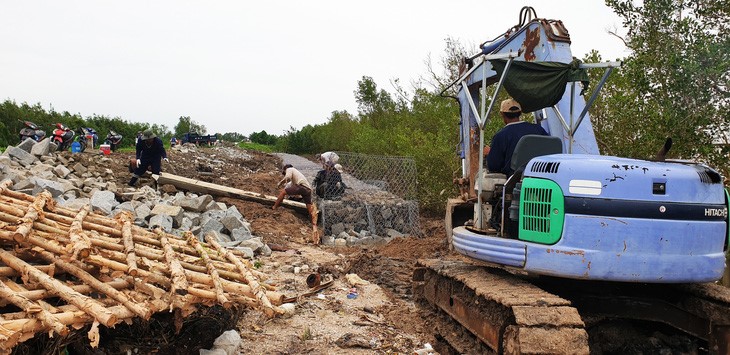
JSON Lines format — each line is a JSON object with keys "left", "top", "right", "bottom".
{"left": 92, "top": 143, "right": 448, "bottom": 354}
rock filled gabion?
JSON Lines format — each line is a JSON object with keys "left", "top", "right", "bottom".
{"left": 317, "top": 152, "right": 421, "bottom": 247}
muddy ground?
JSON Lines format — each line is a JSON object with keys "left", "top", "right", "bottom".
{"left": 92, "top": 142, "right": 449, "bottom": 354}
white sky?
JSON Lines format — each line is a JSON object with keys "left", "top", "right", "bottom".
{"left": 1, "top": 1, "right": 628, "bottom": 136}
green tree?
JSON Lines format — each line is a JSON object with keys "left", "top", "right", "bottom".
{"left": 173, "top": 116, "right": 206, "bottom": 138}
{"left": 249, "top": 130, "right": 278, "bottom": 145}
{"left": 601, "top": 0, "right": 730, "bottom": 176}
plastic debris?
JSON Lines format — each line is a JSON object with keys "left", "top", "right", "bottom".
{"left": 346, "top": 273, "right": 371, "bottom": 286}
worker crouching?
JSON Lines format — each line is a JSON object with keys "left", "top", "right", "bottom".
{"left": 273, "top": 164, "right": 319, "bottom": 244}
{"left": 128, "top": 129, "right": 169, "bottom": 187}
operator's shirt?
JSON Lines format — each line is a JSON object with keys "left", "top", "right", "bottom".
{"left": 487, "top": 121, "right": 548, "bottom": 176}
{"left": 283, "top": 167, "right": 313, "bottom": 190}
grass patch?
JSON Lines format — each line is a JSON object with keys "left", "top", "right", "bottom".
{"left": 238, "top": 141, "right": 276, "bottom": 153}
{"left": 299, "top": 327, "right": 312, "bottom": 341}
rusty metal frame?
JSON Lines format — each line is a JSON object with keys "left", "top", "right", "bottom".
{"left": 550, "top": 61, "right": 622, "bottom": 153}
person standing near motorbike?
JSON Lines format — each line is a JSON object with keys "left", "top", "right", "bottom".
{"left": 128, "top": 129, "right": 169, "bottom": 187}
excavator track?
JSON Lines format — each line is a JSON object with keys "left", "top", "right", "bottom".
{"left": 414, "top": 259, "right": 730, "bottom": 354}
{"left": 413, "top": 259, "right": 589, "bottom": 354}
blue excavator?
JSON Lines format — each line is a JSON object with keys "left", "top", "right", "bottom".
{"left": 445, "top": 6, "right": 727, "bottom": 283}
{"left": 415, "top": 7, "right": 730, "bottom": 354}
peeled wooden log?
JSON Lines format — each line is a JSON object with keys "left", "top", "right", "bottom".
{"left": 0, "top": 322, "right": 21, "bottom": 354}
{"left": 205, "top": 232, "right": 282, "bottom": 317}
{"left": 0, "top": 280, "right": 130, "bottom": 307}
{"left": 2, "top": 211, "right": 251, "bottom": 286}
{"left": 0, "top": 299, "right": 170, "bottom": 348}
{"left": 0, "top": 188, "right": 255, "bottom": 260}
{"left": 0, "top": 194, "right": 252, "bottom": 264}
{"left": 115, "top": 211, "right": 138, "bottom": 276}
{"left": 11, "top": 191, "right": 53, "bottom": 242}
{"left": 186, "top": 232, "right": 230, "bottom": 307}
{"left": 0, "top": 264, "right": 55, "bottom": 278}
{"left": 0, "top": 281, "right": 67, "bottom": 337}
{"left": 33, "top": 249, "right": 152, "bottom": 320}
{"left": 85, "top": 254, "right": 283, "bottom": 305}
{"left": 2, "top": 279, "right": 61, "bottom": 315}
{"left": 67, "top": 206, "right": 92, "bottom": 260}
{"left": 156, "top": 228, "right": 189, "bottom": 297}
{"left": 0, "top": 180, "right": 12, "bottom": 191}
{"left": 0, "top": 250, "right": 117, "bottom": 327}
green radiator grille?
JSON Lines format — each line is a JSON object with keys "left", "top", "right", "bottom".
{"left": 519, "top": 178, "right": 564, "bottom": 244}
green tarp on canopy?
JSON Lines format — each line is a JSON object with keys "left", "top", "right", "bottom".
{"left": 490, "top": 59, "right": 589, "bottom": 113}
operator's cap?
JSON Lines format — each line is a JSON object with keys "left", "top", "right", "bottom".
{"left": 334, "top": 164, "right": 343, "bottom": 173}
{"left": 500, "top": 98, "right": 522, "bottom": 113}
{"left": 141, "top": 129, "right": 156, "bottom": 140}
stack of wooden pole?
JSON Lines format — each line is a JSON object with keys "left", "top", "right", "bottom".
{"left": 0, "top": 180, "right": 284, "bottom": 353}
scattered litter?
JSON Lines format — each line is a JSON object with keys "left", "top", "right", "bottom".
{"left": 306, "top": 273, "right": 321, "bottom": 288}
{"left": 347, "top": 288, "right": 359, "bottom": 299}
{"left": 346, "top": 273, "right": 370, "bottom": 286}
{"left": 317, "top": 294, "right": 326, "bottom": 300}
{"left": 199, "top": 330, "right": 241, "bottom": 355}
{"left": 414, "top": 343, "right": 436, "bottom": 355}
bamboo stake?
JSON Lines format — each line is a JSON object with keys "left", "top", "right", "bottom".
{"left": 185, "top": 232, "right": 230, "bottom": 307}
{"left": 0, "top": 250, "right": 117, "bottom": 327}
{"left": 156, "top": 228, "right": 189, "bottom": 297}
{"left": 115, "top": 211, "right": 138, "bottom": 276}
{"left": 12, "top": 191, "right": 52, "bottom": 242}
{"left": 0, "top": 281, "right": 68, "bottom": 336}
{"left": 67, "top": 206, "right": 92, "bottom": 260}
{"left": 205, "top": 232, "right": 281, "bottom": 317}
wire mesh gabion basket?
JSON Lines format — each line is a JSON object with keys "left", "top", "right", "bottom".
{"left": 315, "top": 152, "right": 421, "bottom": 246}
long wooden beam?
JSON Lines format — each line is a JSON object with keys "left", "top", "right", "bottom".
{"left": 153, "top": 173, "right": 307, "bottom": 211}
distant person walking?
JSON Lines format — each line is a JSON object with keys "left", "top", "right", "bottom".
{"left": 128, "top": 129, "right": 169, "bottom": 187}
{"left": 273, "top": 164, "right": 319, "bottom": 244}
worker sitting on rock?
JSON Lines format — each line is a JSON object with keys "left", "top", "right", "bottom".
{"left": 273, "top": 164, "right": 319, "bottom": 244}
{"left": 128, "top": 129, "right": 169, "bottom": 187}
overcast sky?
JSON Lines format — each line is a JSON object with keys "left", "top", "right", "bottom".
{"left": 1, "top": 1, "right": 628, "bottom": 137}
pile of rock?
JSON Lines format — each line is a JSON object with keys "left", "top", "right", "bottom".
{"left": 318, "top": 194, "right": 419, "bottom": 247}
{"left": 1, "top": 138, "right": 269, "bottom": 258}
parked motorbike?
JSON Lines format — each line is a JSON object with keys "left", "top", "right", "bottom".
{"left": 104, "top": 130, "right": 123, "bottom": 151}
{"left": 76, "top": 127, "right": 99, "bottom": 152}
{"left": 18, "top": 120, "right": 46, "bottom": 143}
{"left": 51, "top": 123, "right": 74, "bottom": 152}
